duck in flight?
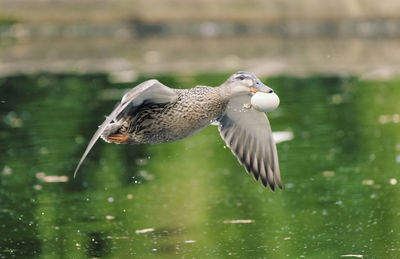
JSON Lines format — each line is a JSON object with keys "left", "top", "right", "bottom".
{"left": 74, "top": 71, "right": 281, "bottom": 190}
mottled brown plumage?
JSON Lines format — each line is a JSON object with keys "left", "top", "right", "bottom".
{"left": 74, "top": 71, "right": 281, "bottom": 190}
{"left": 102, "top": 86, "right": 228, "bottom": 144}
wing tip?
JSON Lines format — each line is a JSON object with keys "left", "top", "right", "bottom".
{"left": 73, "top": 168, "right": 79, "bottom": 178}
{"left": 261, "top": 172, "right": 283, "bottom": 191}
{"left": 73, "top": 159, "right": 84, "bottom": 178}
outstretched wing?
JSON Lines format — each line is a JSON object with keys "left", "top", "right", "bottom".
{"left": 73, "top": 79, "right": 178, "bottom": 177}
{"left": 218, "top": 94, "right": 281, "bottom": 190}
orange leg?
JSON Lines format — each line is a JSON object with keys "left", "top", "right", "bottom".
{"left": 107, "top": 133, "right": 129, "bottom": 143}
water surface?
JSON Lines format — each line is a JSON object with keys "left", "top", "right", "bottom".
{"left": 1, "top": 74, "right": 399, "bottom": 258}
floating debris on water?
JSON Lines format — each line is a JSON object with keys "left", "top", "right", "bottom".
{"left": 139, "top": 170, "right": 154, "bottom": 181}
{"left": 341, "top": 255, "right": 363, "bottom": 258}
{"left": 184, "top": 240, "right": 196, "bottom": 243}
{"left": 43, "top": 176, "right": 68, "bottom": 183}
{"left": 283, "top": 237, "right": 291, "bottom": 240}
{"left": 223, "top": 219, "right": 254, "bottom": 224}
{"left": 378, "top": 114, "right": 400, "bottom": 124}
{"left": 136, "top": 228, "right": 155, "bottom": 234}
{"left": 272, "top": 131, "right": 294, "bottom": 144}
{"left": 106, "top": 236, "right": 129, "bottom": 240}
{"left": 285, "top": 183, "right": 294, "bottom": 189}
{"left": 105, "top": 215, "right": 115, "bottom": 220}
{"left": 2, "top": 166, "right": 12, "bottom": 176}
{"left": 4, "top": 111, "right": 23, "bottom": 128}
{"left": 394, "top": 114, "right": 400, "bottom": 123}
{"left": 36, "top": 172, "right": 69, "bottom": 183}
{"left": 36, "top": 172, "right": 45, "bottom": 179}
{"left": 126, "top": 194, "right": 133, "bottom": 199}
{"left": 322, "top": 171, "right": 335, "bottom": 177}
{"left": 33, "top": 185, "right": 42, "bottom": 191}
{"left": 362, "top": 179, "right": 375, "bottom": 186}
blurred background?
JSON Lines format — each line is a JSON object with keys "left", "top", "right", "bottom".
{"left": 1, "top": 1, "right": 400, "bottom": 258}
{"left": 1, "top": 0, "right": 400, "bottom": 78}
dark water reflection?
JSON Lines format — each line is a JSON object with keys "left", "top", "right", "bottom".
{"left": 1, "top": 74, "right": 399, "bottom": 258}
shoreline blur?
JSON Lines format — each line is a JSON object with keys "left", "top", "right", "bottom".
{"left": 1, "top": 0, "right": 400, "bottom": 79}
{"left": 1, "top": 31, "right": 399, "bottom": 79}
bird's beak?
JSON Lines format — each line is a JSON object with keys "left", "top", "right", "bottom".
{"left": 250, "top": 80, "right": 274, "bottom": 94}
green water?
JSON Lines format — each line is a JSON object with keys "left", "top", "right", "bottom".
{"left": 1, "top": 74, "right": 400, "bottom": 258}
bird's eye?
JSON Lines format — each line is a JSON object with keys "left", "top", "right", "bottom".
{"left": 238, "top": 75, "right": 246, "bottom": 80}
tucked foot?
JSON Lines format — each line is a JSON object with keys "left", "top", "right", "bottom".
{"left": 107, "top": 132, "right": 129, "bottom": 143}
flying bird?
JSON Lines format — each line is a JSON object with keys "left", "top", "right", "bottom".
{"left": 74, "top": 71, "right": 281, "bottom": 190}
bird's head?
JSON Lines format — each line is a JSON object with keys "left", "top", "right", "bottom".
{"left": 222, "top": 71, "right": 274, "bottom": 96}
{"left": 222, "top": 71, "right": 280, "bottom": 112}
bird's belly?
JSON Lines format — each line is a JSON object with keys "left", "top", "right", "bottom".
{"left": 130, "top": 118, "right": 210, "bottom": 144}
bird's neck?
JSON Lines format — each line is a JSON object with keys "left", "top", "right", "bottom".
{"left": 217, "top": 83, "right": 248, "bottom": 101}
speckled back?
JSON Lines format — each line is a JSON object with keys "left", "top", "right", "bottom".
{"left": 112, "top": 86, "right": 228, "bottom": 144}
